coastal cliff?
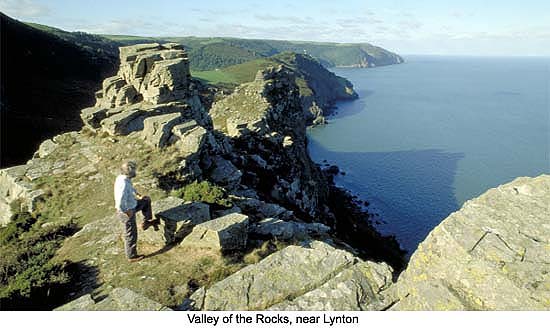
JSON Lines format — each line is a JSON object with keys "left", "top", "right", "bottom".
{"left": 1, "top": 13, "right": 402, "bottom": 167}
{"left": 1, "top": 42, "right": 547, "bottom": 311}
{"left": 0, "top": 43, "right": 399, "bottom": 309}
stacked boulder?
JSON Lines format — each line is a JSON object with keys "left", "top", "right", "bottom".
{"left": 80, "top": 43, "right": 211, "bottom": 153}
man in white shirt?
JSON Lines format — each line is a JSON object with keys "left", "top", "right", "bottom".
{"left": 114, "top": 160, "right": 158, "bottom": 262}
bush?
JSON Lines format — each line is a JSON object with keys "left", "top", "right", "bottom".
{"left": 172, "top": 181, "right": 232, "bottom": 207}
{"left": 0, "top": 211, "right": 77, "bottom": 309}
{"left": 0, "top": 211, "right": 37, "bottom": 245}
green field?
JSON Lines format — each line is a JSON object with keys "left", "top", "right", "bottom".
{"left": 25, "top": 20, "right": 402, "bottom": 71}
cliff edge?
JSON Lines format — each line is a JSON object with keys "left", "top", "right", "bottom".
{"left": 1, "top": 42, "right": 547, "bottom": 311}
{"left": 386, "top": 175, "right": 550, "bottom": 310}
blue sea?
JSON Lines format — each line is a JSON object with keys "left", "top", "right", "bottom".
{"left": 307, "top": 55, "right": 550, "bottom": 255}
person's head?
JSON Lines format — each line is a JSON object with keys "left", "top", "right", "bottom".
{"left": 121, "top": 160, "right": 137, "bottom": 178}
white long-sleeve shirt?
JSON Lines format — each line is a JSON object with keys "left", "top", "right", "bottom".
{"left": 114, "top": 174, "right": 137, "bottom": 212}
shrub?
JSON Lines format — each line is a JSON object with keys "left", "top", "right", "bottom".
{"left": 0, "top": 211, "right": 77, "bottom": 309}
{"left": 172, "top": 181, "right": 232, "bottom": 207}
{"left": 0, "top": 212, "right": 37, "bottom": 245}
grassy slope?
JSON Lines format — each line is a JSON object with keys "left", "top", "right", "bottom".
{"left": 0, "top": 127, "right": 291, "bottom": 308}
{"left": 1, "top": 14, "right": 118, "bottom": 167}
{"left": 24, "top": 20, "right": 402, "bottom": 72}
{"left": 192, "top": 58, "right": 279, "bottom": 85}
{"left": 99, "top": 35, "right": 403, "bottom": 70}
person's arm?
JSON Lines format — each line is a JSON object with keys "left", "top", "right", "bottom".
{"left": 115, "top": 177, "right": 135, "bottom": 217}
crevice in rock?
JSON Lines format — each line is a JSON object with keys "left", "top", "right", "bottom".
{"left": 468, "top": 230, "right": 490, "bottom": 253}
{"left": 381, "top": 293, "right": 408, "bottom": 311}
{"left": 519, "top": 230, "right": 545, "bottom": 243}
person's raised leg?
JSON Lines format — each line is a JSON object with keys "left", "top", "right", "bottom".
{"left": 136, "top": 196, "right": 157, "bottom": 230}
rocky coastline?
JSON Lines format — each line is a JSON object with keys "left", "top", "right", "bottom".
{"left": 1, "top": 43, "right": 548, "bottom": 311}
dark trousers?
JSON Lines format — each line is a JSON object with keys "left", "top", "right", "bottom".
{"left": 118, "top": 196, "right": 153, "bottom": 258}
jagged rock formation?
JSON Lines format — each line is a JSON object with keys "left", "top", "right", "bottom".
{"left": 80, "top": 43, "right": 211, "bottom": 159}
{"left": 250, "top": 218, "right": 330, "bottom": 241}
{"left": 385, "top": 175, "right": 550, "bottom": 310}
{"left": 209, "top": 65, "right": 330, "bottom": 219}
{"left": 55, "top": 288, "right": 170, "bottom": 311}
{"left": 4, "top": 40, "right": 547, "bottom": 312}
{"left": 179, "top": 175, "right": 550, "bottom": 311}
{"left": 183, "top": 240, "right": 393, "bottom": 310}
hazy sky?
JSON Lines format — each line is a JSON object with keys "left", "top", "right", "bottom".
{"left": 1, "top": 0, "right": 549, "bottom": 56}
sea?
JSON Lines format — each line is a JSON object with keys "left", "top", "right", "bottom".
{"left": 307, "top": 55, "right": 550, "bottom": 255}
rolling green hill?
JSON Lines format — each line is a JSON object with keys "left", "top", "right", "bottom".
{"left": 2, "top": 16, "right": 401, "bottom": 165}
{"left": 103, "top": 35, "right": 404, "bottom": 70}
{"left": 0, "top": 13, "right": 118, "bottom": 167}
{"left": 25, "top": 21, "right": 403, "bottom": 71}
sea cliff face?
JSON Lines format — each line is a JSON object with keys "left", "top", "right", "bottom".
{"left": 270, "top": 52, "right": 358, "bottom": 125}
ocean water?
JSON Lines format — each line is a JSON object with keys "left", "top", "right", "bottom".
{"left": 307, "top": 55, "right": 550, "bottom": 254}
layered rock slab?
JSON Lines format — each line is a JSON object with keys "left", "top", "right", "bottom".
{"left": 387, "top": 175, "right": 550, "bottom": 310}
{"left": 180, "top": 213, "right": 249, "bottom": 251}
{"left": 183, "top": 241, "right": 393, "bottom": 310}
{"left": 139, "top": 197, "right": 210, "bottom": 245}
{"left": 0, "top": 164, "right": 46, "bottom": 225}
{"left": 269, "top": 261, "right": 393, "bottom": 311}
{"left": 250, "top": 218, "right": 330, "bottom": 241}
{"left": 55, "top": 288, "right": 170, "bottom": 311}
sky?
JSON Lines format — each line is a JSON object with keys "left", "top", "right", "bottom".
{"left": 1, "top": 0, "right": 550, "bottom": 56}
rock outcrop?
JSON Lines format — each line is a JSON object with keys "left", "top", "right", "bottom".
{"left": 209, "top": 65, "right": 330, "bottom": 219}
{"left": 386, "top": 175, "right": 550, "bottom": 310}
{"left": 140, "top": 197, "right": 210, "bottom": 245}
{"left": 180, "top": 213, "right": 249, "bottom": 251}
{"left": 55, "top": 288, "right": 171, "bottom": 311}
{"left": 250, "top": 218, "right": 330, "bottom": 241}
{"left": 183, "top": 240, "right": 393, "bottom": 310}
{"left": 80, "top": 43, "right": 211, "bottom": 161}
{"left": 270, "top": 52, "right": 358, "bottom": 125}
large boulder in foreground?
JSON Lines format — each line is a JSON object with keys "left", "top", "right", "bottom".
{"left": 55, "top": 288, "right": 170, "bottom": 311}
{"left": 139, "top": 197, "right": 210, "bottom": 245}
{"left": 183, "top": 240, "right": 393, "bottom": 310}
{"left": 180, "top": 213, "right": 249, "bottom": 251}
{"left": 387, "top": 175, "right": 550, "bottom": 310}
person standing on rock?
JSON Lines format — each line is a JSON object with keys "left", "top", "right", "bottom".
{"left": 114, "top": 160, "right": 158, "bottom": 262}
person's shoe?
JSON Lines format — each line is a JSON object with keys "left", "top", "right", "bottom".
{"left": 141, "top": 221, "right": 152, "bottom": 231}
{"left": 128, "top": 255, "right": 144, "bottom": 263}
{"left": 152, "top": 218, "right": 160, "bottom": 231}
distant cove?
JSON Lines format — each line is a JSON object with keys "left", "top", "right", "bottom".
{"left": 308, "top": 55, "right": 550, "bottom": 254}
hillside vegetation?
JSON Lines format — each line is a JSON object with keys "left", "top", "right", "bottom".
{"left": 104, "top": 35, "right": 404, "bottom": 71}
{"left": 2, "top": 14, "right": 400, "bottom": 165}
{"left": 27, "top": 25, "right": 404, "bottom": 72}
